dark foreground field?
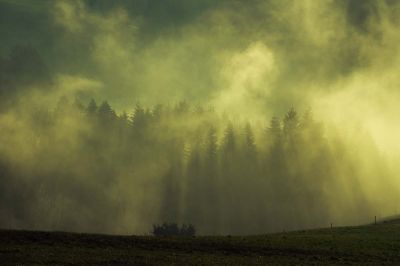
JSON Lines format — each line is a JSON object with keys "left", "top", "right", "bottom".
{"left": 1, "top": 222, "right": 400, "bottom": 265}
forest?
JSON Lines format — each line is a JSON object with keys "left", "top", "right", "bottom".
{"left": 0, "top": 91, "right": 395, "bottom": 235}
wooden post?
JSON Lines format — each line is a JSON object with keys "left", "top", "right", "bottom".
{"left": 375, "top": 216, "right": 377, "bottom": 225}
{"left": 330, "top": 223, "right": 332, "bottom": 229}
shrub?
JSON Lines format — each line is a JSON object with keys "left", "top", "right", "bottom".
{"left": 152, "top": 223, "right": 196, "bottom": 236}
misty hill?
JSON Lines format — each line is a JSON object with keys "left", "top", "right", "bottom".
{"left": 1, "top": 221, "right": 400, "bottom": 265}
{"left": 0, "top": 98, "right": 397, "bottom": 235}
{"left": 0, "top": 97, "right": 395, "bottom": 235}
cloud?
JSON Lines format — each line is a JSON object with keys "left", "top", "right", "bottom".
{"left": 48, "top": 0, "right": 400, "bottom": 155}
{"left": 213, "top": 42, "right": 277, "bottom": 120}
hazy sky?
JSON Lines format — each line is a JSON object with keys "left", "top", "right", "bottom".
{"left": 1, "top": 0, "right": 400, "bottom": 152}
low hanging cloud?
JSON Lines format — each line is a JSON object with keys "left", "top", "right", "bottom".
{"left": 1, "top": 0, "right": 400, "bottom": 234}
{"left": 213, "top": 42, "right": 277, "bottom": 121}
{"left": 42, "top": 0, "right": 400, "bottom": 160}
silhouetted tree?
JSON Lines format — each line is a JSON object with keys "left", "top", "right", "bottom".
{"left": 98, "top": 101, "right": 116, "bottom": 123}
{"left": 184, "top": 147, "right": 203, "bottom": 226}
{"left": 244, "top": 123, "right": 257, "bottom": 160}
{"left": 283, "top": 107, "right": 299, "bottom": 136}
{"left": 152, "top": 223, "right": 195, "bottom": 236}
{"left": 221, "top": 122, "right": 236, "bottom": 169}
{"left": 203, "top": 126, "right": 219, "bottom": 232}
{"left": 174, "top": 100, "right": 190, "bottom": 114}
{"left": 132, "top": 104, "right": 151, "bottom": 140}
{"left": 86, "top": 99, "right": 98, "bottom": 116}
{"left": 268, "top": 116, "right": 281, "bottom": 140}
{"left": 0, "top": 97, "right": 386, "bottom": 236}
{"left": 160, "top": 164, "right": 181, "bottom": 223}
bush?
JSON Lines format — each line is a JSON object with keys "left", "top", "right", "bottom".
{"left": 152, "top": 223, "right": 196, "bottom": 236}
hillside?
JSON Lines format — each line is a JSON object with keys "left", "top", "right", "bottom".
{"left": 1, "top": 222, "right": 400, "bottom": 265}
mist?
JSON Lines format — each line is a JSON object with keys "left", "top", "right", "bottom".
{"left": 0, "top": 0, "right": 399, "bottom": 235}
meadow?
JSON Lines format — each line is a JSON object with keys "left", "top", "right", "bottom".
{"left": 1, "top": 220, "right": 399, "bottom": 265}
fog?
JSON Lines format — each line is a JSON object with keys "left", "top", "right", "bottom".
{"left": 0, "top": 0, "right": 399, "bottom": 235}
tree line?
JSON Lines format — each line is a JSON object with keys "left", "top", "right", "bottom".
{"left": 0, "top": 97, "right": 393, "bottom": 235}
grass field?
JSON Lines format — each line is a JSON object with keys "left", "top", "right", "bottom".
{"left": 1, "top": 221, "right": 400, "bottom": 265}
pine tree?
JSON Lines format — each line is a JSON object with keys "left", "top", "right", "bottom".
{"left": 268, "top": 116, "right": 281, "bottom": 138}
{"left": 283, "top": 107, "right": 299, "bottom": 135}
{"left": 86, "top": 99, "right": 98, "bottom": 116}
{"left": 98, "top": 101, "right": 116, "bottom": 122}
{"left": 205, "top": 127, "right": 218, "bottom": 173}
{"left": 222, "top": 123, "right": 235, "bottom": 155}
{"left": 131, "top": 104, "right": 150, "bottom": 141}
{"left": 244, "top": 123, "right": 256, "bottom": 159}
